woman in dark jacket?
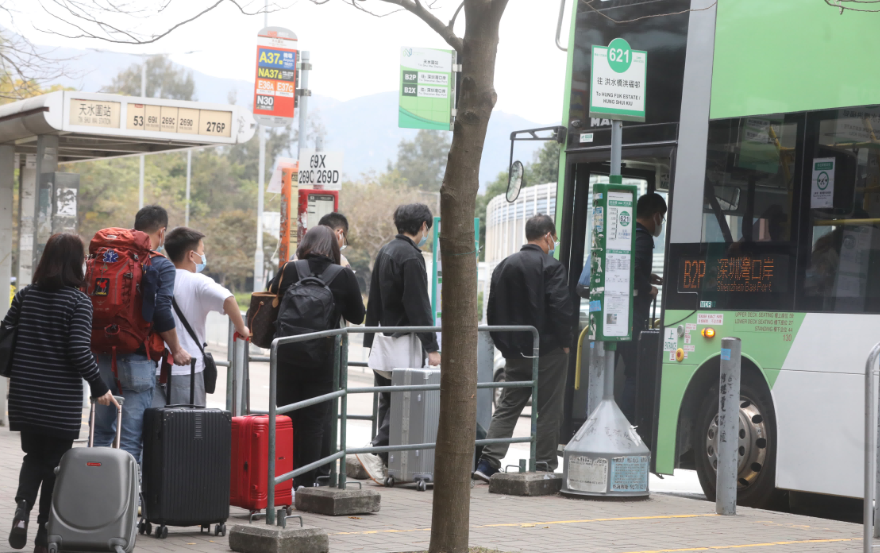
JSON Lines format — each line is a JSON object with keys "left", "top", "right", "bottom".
{"left": 267, "top": 225, "right": 365, "bottom": 488}
{"left": 5, "top": 233, "right": 116, "bottom": 553}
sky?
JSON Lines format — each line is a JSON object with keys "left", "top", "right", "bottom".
{"left": 5, "top": 0, "right": 572, "bottom": 124}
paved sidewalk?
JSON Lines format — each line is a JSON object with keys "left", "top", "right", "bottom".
{"left": 0, "top": 417, "right": 863, "bottom": 553}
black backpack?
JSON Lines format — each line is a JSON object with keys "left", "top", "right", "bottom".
{"left": 275, "top": 260, "right": 344, "bottom": 367}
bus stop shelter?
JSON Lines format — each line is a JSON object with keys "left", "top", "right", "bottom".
{"left": 0, "top": 91, "right": 256, "bottom": 424}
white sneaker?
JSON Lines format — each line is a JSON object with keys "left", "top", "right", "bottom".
{"left": 355, "top": 448, "right": 387, "bottom": 485}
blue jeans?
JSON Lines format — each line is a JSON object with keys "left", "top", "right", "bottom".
{"left": 92, "top": 352, "right": 156, "bottom": 462}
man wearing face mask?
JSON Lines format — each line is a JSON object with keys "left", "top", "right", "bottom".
{"left": 154, "top": 227, "right": 249, "bottom": 406}
{"left": 474, "top": 214, "right": 573, "bottom": 482}
{"left": 317, "top": 212, "right": 352, "bottom": 270}
{"left": 618, "top": 193, "right": 667, "bottom": 422}
{"left": 357, "top": 203, "right": 440, "bottom": 483}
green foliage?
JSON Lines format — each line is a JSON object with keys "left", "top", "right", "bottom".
{"left": 474, "top": 141, "right": 561, "bottom": 260}
{"left": 107, "top": 55, "right": 195, "bottom": 100}
{"left": 392, "top": 130, "right": 451, "bottom": 192}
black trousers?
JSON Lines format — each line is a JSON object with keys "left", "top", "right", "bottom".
{"left": 16, "top": 431, "right": 73, "bottom": 525}
{"left": 277, "top": 377, "right": 333, "bottom": 489}
{"left": 371, "top": 372, "right": 392, "bottom": 465}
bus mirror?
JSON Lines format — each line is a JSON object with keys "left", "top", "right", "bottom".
{"left": 507, "top": 161, "right": 524, "bottom": 202}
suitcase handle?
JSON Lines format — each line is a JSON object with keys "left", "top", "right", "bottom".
{"left": 88, "top": 395, "right": 125, "bottom": 448}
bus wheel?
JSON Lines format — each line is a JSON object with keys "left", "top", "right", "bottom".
{"left": 694, "top": 376, "right": 783, "bottom": 508}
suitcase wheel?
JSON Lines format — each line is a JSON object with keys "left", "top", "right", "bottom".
{"left": 384, "top": 476, "right": 395, "bottom": 488}
{"left": 48, "top": 545, "right": 58, "bottom": 553}
{"left": 139, "top": 520, "right": 152, "bottom": 535}
{"left": 155, "top": 525, "right": 168, "bottom": 539}
{"left": 214, "top": 523, "right": 226, "bottom": 537}
{"left": 417, "top": 480, "right": 427, "bottom": 492}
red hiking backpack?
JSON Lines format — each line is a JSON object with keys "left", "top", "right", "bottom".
{"left": 83, "top": 228, "right": 164, "bottom": 361}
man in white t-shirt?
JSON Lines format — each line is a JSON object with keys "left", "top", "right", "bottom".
{"left": 154, "top": 227, "right": 249, "bottom": 407}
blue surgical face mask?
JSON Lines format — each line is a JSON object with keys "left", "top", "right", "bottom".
{"left": 549, "top": 242, "right": 558, "bottom": 257}
{"left": 418, "top": 233, "right": 428, "bottom": 248}
{"left": 195, "top": 252, "right": 207, "bottom": 273}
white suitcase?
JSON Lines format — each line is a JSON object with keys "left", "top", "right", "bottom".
{"left": 388, "top": 368, "right": 441, "bottom": 491}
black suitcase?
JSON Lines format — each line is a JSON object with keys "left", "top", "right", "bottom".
{"left": 142, "top": 359, "right": 231, "bottom": 538}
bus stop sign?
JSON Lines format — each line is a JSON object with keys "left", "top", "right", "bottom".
{"left": 589, "top": 38, "right": 647, "bottom": 123}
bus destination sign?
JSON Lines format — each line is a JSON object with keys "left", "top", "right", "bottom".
{"left": 589, "top": 38, "right": 647, "bottom": 122}
{"left": 678, "top": 254, "right": 787, "bottom": 294}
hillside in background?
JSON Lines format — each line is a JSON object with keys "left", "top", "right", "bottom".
{"left": 45, "top": 46, "right": 554, "bottom": 188}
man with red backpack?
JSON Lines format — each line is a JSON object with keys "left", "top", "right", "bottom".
{"left": 89, "top": 205, "right": 191, "bottom": 462}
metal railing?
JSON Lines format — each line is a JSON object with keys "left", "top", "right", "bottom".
{"left": 863, "top": 341, "right": 880, "bottom": 552}
{"left": 260, "top": 324, "right": 539, "bottom": 526}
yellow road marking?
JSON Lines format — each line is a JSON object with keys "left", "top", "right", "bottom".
{"left": 332, "top": 513, "right": 718, "bottom": 535}
{"left": 619, "top": 538, "right": 857, "bottom": 553}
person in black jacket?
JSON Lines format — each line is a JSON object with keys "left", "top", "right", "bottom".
{"left": 356, "top": 203, "right": 440, "bottom": 483}
{"left": 618, "top": 193, "right": 667, "bottom": 422}
{"left": 267, "top": 225, "right": 365, "bottom": 489}
{"left": 5, "top": 234, "right": 116, "bottom": 552}
{"left": 474, "top": 214, "right": 574, "bottom": 482}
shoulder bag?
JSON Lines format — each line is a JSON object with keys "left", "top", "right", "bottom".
{"left": 247, "top": 262, "right": 287, "bottom": 349}
{"left": 171, "top": 297, "right": 218, "bottom": 394}
{"left": 0, "top": 286, "right": 30, "bottom": 378}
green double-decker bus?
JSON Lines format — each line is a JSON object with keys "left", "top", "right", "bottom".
{"left": 550, "top": 0, "right": 880, "bottom": 506}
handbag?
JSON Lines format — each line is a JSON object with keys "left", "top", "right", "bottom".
{"left": 171, "top": 298, "right": 218, "bottom": 394}
{"left": 247, "top": 262, "right": 287, "bottom": 349}
{"left": 0, "top": 286, "right": 30, "bottom": 378}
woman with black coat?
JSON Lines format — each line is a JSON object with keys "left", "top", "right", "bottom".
{"left": 267, "top": 225, "right": 365, "bottom": 489}
{"left": 5, "top": 233, "right": 117, "bottom": 553}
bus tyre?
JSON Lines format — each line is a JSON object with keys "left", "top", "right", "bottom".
{"left": 694, "top": 376, "right": 783, "bottom": 509}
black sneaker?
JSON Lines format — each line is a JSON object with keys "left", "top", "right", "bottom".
{"left": 473, "top": 460, "right": 499, "bottom": 483}
{"left": 8, "top": 499, "right": 29, "bottom": 550}
{"left": 34, "top": 523, "right": 47, "bottom": 548}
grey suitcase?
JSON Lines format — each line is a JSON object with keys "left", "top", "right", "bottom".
{"left": 48, "top": 398, "right": 139, "bottom": 553}
{"left": 388, "top": 368, "right": 440, "bottom": 491}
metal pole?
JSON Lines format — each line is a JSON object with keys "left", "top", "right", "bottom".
{"left": 297, "top": 51, "right": 310, "bottom": 158}
{"left": 267, "top": 341, "right": 278, "bottom": 526}
{"left": 185, "top": 150, "right": 192, "bottom": 226}
{"left": 717, "top": 337, "right": 741, "bottom": 516}
{"left": 529, "top": 329, "right": 539, "bottom": 472}
{"left": 610, "top": 121, "right": 623, "bottom": 177}
{"left": 254, "top": 126, "right": 265, "bottom": 292}
{"left": 139, "top": 62, "right": 146, "bottom": 209}
{"left": 875, "top": 388, "right": 880, "bottom": 539}
{"left": 233, "top": 336, "right": 247, "bottom": 416}
{"left": 329, "top": 336, "right": 341, "bottom": 487}
{"left": 864, "top": 342, "right": 880, "bottom": 551}
{"left": 602, "top": 342, "right": 614, "bottom": 400}
{"left": 340, "top": 334, "right": 349, "bottom": 491}
{"left": 226, "top": 319, "right": 235, "bottom": 412}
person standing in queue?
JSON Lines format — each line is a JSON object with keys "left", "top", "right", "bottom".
{"left": 5, "top": 234, "right": 118, "bottom": 552}
{"left": 267, "top": 225, "right": 365, "bottom": 489}
{"left": 474, "top": 214, "right": 574, "bottom": 482}
{"left": 356, "top": 203, "right": 440, "bottom": 484}
{"left": 618, "top": 193, "right": 667, "bottom": 422}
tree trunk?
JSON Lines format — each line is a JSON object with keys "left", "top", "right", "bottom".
{"left": 430, "top": 2, "right": 507, "bottom": 552}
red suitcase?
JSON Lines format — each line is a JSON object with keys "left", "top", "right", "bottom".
{"left": 230, "top": 415, "right": 293, "bottom": 512}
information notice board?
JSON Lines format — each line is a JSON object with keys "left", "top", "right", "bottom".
{"left": 588, "top": 182, "right": 637, "bottom": 341}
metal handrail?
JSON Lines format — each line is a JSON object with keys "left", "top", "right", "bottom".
{"left": 555, "top": 0, "right": 568, "bottom": 52}
{"left": 264, "top": 324, "right": 539, "bottom": 526}
{"left": 863, "top": 341, "right": 880, "bottom": 552}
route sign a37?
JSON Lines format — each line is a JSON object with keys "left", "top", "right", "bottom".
{"left": 254, "top": 27, "right": 298, "bottom": 127}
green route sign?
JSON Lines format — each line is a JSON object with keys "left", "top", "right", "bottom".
{"left": 589, "top": 38, "right": 647, "bottom": 122}
{"left": 399, "top": 47, "right": 456, "bottom": 131}
{"left": 589, "top": 182, "right": 638, "bottom": 342}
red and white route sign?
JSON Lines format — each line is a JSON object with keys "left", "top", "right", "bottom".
{"left": 253, "top": 27, "right": 298, "bottom": 127}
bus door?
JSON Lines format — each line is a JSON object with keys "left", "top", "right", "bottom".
{"left": 560, "top": 148, "right": 673, "bottom": 450}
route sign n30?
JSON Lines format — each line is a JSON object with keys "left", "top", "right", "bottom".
{"left": 254, "top": 27, "right": 298, "bottom": 127}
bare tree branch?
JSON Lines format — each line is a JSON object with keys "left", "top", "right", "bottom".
{"left": 376, "top": 0, "right": 463, "bottom": 52}
{"left": 579, "top": 0, "right": 718, "bottom": 24}
{"left": 448, "top": 0, "right": 464, "bottom": 29}
{"left": 824, "top": 0, "right": 880, "bottom": 12}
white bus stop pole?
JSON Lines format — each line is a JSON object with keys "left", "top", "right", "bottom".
{"left": 185, "top": 150, "right": 192, "bottom": 226}
{"left": 139, "top": 63, "right": 146, "bottom": 209}
{"left": 0, "top": 145, "right": 14, "bottom": 427}
{"left": 298, "top": 51, "right": 310, "bottom": 160}
{"left": 717, "top": 337, "right": 741, "bottom": 515}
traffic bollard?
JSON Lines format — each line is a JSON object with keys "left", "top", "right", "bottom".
{"left": 716, "top": 337, "right": 741, "bottom": 515}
